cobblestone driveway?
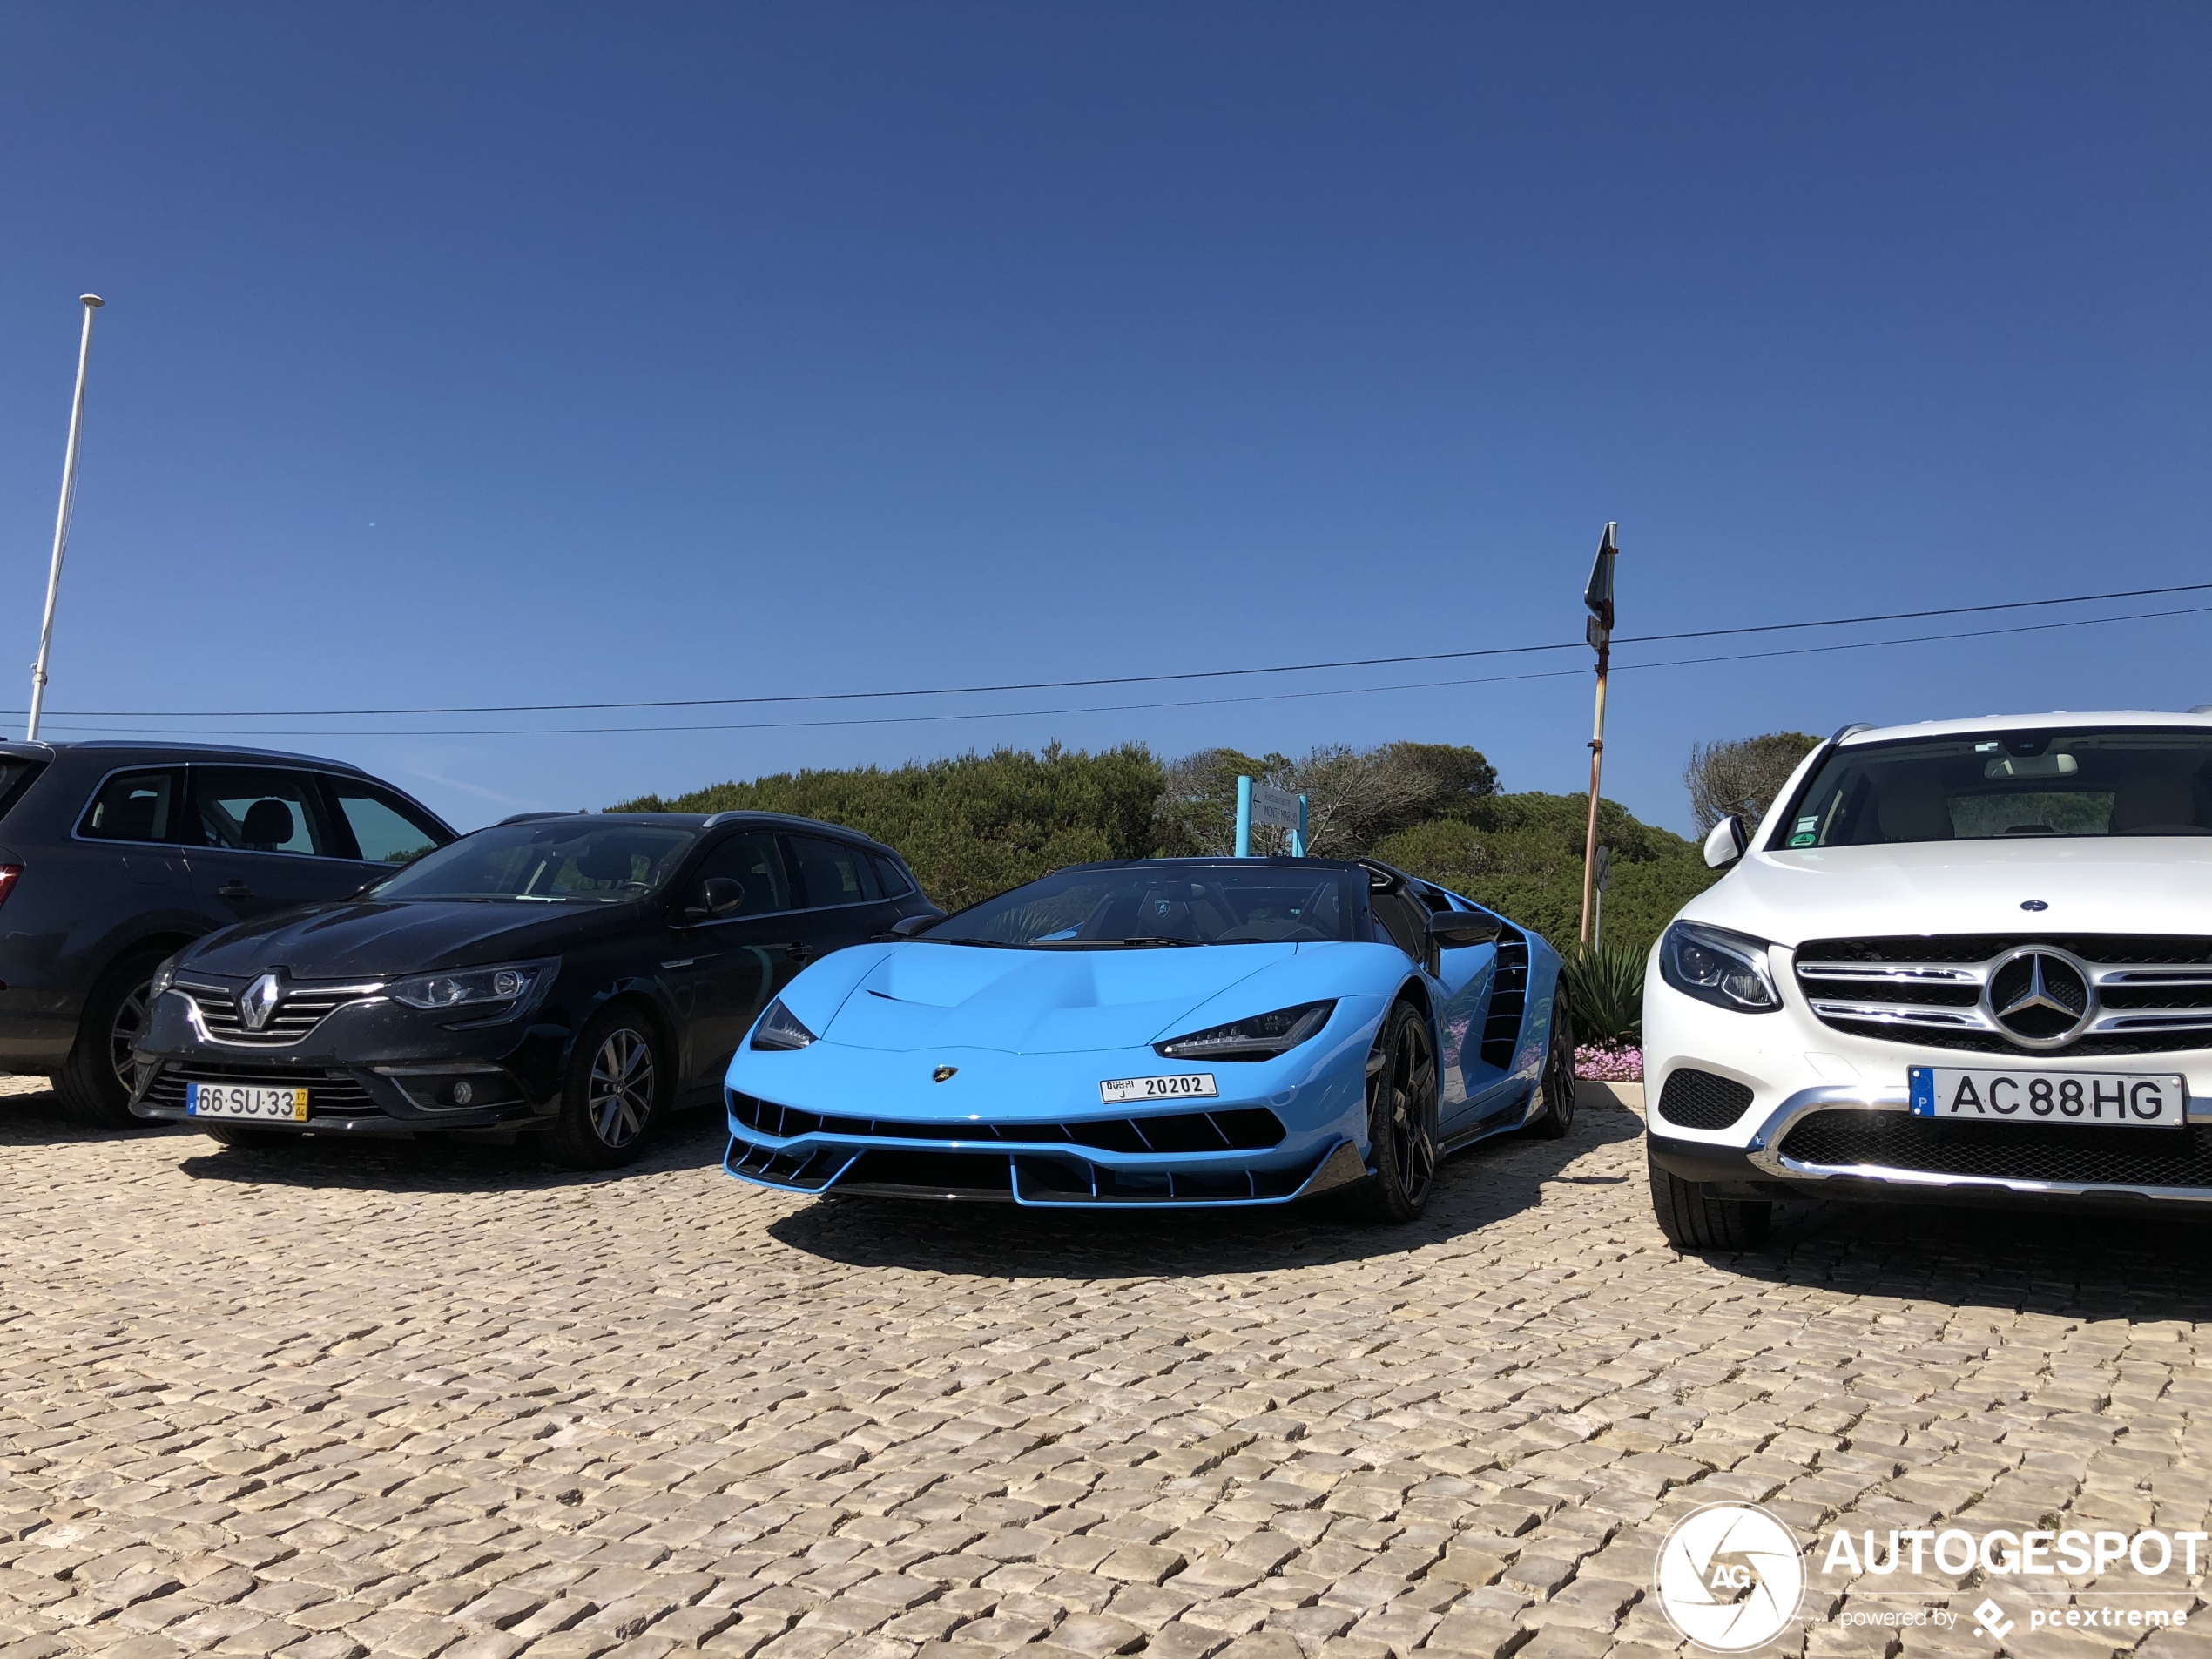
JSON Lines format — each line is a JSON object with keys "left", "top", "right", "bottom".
{"left": 1, "top": 1078, "right": 2206, "bottom": 1659}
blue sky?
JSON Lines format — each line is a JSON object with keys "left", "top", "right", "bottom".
{"left": 2, "top": 4, "right": 2207, "bottom": 835}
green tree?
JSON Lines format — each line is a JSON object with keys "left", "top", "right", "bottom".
{"left": 1684, "top": 731, "right": 1822, "bottom": 833}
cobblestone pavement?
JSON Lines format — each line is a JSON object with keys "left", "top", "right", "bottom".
{"left": 1, "top": 1074, "right": 2208, "bottom": 1659}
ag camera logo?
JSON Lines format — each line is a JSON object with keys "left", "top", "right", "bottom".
{"left": 1655, "top": 1502, "right": 1806, "bottom": 1651}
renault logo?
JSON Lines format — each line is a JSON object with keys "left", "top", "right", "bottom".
{"left": 933, "top": 1066, "right": 958, "bottom": 1083}
{"left": 239, "top": 973, "right": 282, "bottom": 1033}
{"left": 1982, "top": 948, "right": 2094, "bottom": 1049}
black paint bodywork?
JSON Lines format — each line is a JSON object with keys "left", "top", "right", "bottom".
{"left": 129, "top": 812, "right": 936, "bottom": 1137}
{"left": 0, "top": 740, "right": 457, "bottom": 1073}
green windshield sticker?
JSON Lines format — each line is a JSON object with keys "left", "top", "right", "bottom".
{"left": 1789, "top": 832, "right": 1817, "bottom": 847}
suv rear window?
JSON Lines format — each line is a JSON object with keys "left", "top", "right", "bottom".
{"left": 78, "top": 768, "right": 179, "bottom": 843}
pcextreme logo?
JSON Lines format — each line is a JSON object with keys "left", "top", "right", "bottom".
{"left": 1654, "top": 1503, "right": 1806, "bottom": 1652}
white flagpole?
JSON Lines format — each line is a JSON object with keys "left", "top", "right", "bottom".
{"left": 27, "top": 294, "right": 105, "bottom": 743}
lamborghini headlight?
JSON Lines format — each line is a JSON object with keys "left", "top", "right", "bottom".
{"left": 1155, "top": 1001, "right": 1334, "bottom": 1062}
{"left": 750, "top": 997, "right": 818, "bottom": 1051}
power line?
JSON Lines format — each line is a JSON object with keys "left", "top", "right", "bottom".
{"left": 23, "top": 579, "right": 2212, "bottom": 722}
{"left": 30, "top": 600, "right": 2211, "bottom": 740}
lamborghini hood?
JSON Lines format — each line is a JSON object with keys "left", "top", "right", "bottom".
{"left": 819, "top": 941, "right": 1298, "bottom": 1055}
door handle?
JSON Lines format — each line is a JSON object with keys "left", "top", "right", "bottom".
{"left": 781, "top": 941, "right": 815, "bottom": 962}
{"left": 219, "top": 880, "right": 254, "bottom": 899}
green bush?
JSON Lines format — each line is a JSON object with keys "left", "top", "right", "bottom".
{"left": 614, "top": 743, "right": 1163, "bottom": 913}
{"left": 620, "top": 739, "right": 1720, "bottom": 954}
{"left": 1561, "top": 943, "right": 1646, "bottom": 1044}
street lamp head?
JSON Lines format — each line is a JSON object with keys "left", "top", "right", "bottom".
{"left": 79, "top": 295, "right": 104, "bottom": 308}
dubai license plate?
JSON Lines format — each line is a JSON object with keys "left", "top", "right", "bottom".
{"left": 1909, "top": 1066, "right": 2186, "bottom": 1128}
{"left": 186, "top": 1082, "right": 308, "bottom": 1122}
{"left": 1099, "top": 1073, "right": 1218, "bottom": 1105}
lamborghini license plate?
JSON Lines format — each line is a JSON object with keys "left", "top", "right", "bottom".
{"left": 186, "top": 1082, "right": 308, "bottom": 1122}
{"left": 1908, "top": 1066, "right": 2185, "bottom": 1128}
{"left": 1099, "top": 1073, "right": 1218, "bottom": 1105}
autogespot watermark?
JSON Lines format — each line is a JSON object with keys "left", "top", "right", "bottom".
{"left": 1653, "top": 1505, "right": 2201, "bottom": 1652}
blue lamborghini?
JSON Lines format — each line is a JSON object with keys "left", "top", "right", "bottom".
{"left": 721, "top": 856, "right": 1574, "bottom": 1220}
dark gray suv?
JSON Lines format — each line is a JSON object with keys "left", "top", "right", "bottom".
{"left": 0, "top": 740, "right": 456, "bottom": 1126}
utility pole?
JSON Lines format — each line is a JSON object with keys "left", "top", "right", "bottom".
{"left": 1578, "top": 523, "right": 1618, "bottom": 949}
{"left": 27, "top": 294, "right": 105, "bottom": 742}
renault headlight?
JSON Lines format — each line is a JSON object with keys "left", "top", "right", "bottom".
{"left": 750, "top": 998, "right": 818, "bottom": 1051}
{"left": 149, "top": 956, "right": 179, "bottom": 999}
{"left": 388, "top": 960, "right": 552, "bottom": 1012}
{"left": 1155, "top": 1001, "right": 1335, "bottom": 1062}
{"left": 1658, "top": 922, "right": 1780, "bottom": 1014}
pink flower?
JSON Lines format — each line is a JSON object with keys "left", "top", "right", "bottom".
{"left": 1574, "top": 1042, "right": 1642, "bottom": 1082}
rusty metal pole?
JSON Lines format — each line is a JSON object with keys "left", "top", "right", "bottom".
{"left": 1578, "top": 523, "right": 1618, "bottom": 948}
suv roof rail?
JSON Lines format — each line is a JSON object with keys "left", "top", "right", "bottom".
{"left": 2190, "top": 705, "right": 2212, "bottom": 715}
{"left": 496, "top": 809, "right": 586, "bottom": 826}
{"left": 1829, "top": 723, "right": 1874, "bottom": 743}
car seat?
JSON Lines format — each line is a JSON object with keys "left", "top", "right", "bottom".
{"left": 241, "top": 799, "right": 295, "bottom": 851}
{"left": 2109, "top": 771, "right": 2202, "bottom": 834}
{"left": 106, "top": 791, "right": 162, "bottom": 841}
{"left": 575, "top": 840, "right": 645, "bottom": 886}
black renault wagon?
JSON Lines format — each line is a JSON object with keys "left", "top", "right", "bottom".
{"left": 0, "top": 740, "right": 457, "bottom": 1125}
{"left": 130, "top": 811, "right": 938, "bottom": 1166}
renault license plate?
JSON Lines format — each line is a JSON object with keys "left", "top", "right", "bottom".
{"left": 1908, "top": 1066, "right": 2186, "bottom": 1127}
{"left": 1100, "top": 1074, "right": 1218, "bottom": 1104}
{"left": 186, "top": 1082, "right": 308, "bottom": 1122}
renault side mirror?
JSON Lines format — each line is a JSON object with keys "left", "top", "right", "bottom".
{"left": 684, "top": 876, "right": 745, "bottom": 922}
{"left": 1703, "top": 814, "right": 1750, "bottom": 870}
{"left": 887, "top": 912, "right": 941, "bottom": 938}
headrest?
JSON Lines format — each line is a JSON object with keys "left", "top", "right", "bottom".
{"left": 2110, "top": 772, "right": 2196, "bottom": 833}
{"left": 242, "top": 799, "right": 294, "bottom": 846}
{"left": 575, "top": 841, "right": 642, "bottom": 883}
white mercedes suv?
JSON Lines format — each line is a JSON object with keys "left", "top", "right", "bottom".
{"left": 1643, "top": 711, "right": 2212, "bottom": 1249}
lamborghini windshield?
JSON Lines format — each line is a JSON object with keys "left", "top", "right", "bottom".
{"left": 1777, "top": 727, "right": 2212, "bottom": 848}
{"left": 924, "top": 861, "right": 1359, "bottom": 947}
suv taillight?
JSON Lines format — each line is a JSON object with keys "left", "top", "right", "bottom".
{"left": 0, "top": 866, "right": 17, "bottom": 908}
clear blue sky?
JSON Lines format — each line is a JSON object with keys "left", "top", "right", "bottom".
{"left": 3, "top": 4, "right": 2207, "bottom": 835}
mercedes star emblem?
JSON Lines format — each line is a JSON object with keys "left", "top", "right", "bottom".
{"left": 1982, "top": 947, "right": 2094, "bottom": 1049}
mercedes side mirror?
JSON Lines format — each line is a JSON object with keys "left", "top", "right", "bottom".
{"left": 683, "top": 876, "right": 745, "bottom": 922}
{"left": 1703, "top": 814, "right": 1750, "bottom": 870}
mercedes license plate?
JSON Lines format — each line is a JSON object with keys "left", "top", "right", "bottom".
{"left": 186, "top": 1082, "right": 308, "bottom": 1122}
{"left": 1909, "top": 1066, "right": 2186, "bottom": 1128}
{"left": 1099, "top": 1073, "right": 1218, "bottom": 1105}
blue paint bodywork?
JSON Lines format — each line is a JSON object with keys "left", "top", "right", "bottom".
{"left": 723, "top": 867, "right": 1563, "bottom": 1209}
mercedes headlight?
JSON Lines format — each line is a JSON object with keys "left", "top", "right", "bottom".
{"left": 1659, "top": 922, "right": 1780, "bottom": 1014}
{"left": 1155, "top": 1001, "right": 1335, "bottom": 1062}
{"left": 750, "top": 998, "right": 818, "bottom": 1051}
{"left": 388, "top": 960, "right": 552, "bottom": 1012}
